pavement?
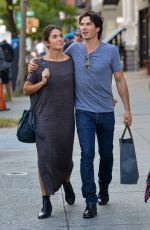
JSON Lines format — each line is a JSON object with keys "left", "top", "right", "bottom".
{"left": 0, "top": 70, "right": 150, "bottom": 230}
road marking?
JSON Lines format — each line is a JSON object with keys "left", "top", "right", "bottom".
{"left": 5, "top": 172, "right": 28, "bottom": 176}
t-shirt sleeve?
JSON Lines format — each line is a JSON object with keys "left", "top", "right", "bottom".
{"left": 111, "top": 46, "right": 123, "bottom": 73}
{"left": 26, "top": 70, "right": 38, "bottom": 84}
{"left": 26, "top": 59, "right": 41, "bottom": 84}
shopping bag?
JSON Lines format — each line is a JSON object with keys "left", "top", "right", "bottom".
{"left": 119, "top": 125, "right": 139, "bottom": 184}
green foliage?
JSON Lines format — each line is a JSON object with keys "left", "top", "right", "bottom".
{"left": 0, "top": 0, "right": 77, "bottom": 40}
{"left": 61, "top": 4, "right": 77, "bottom": 30}
{"left": 0, "top": 0, "right": 8, "bottom": 26}
{"left": 0, "top": 118, "right": 18, "bottom": 128}
{"left": 0, "top": 0, "right": 20, "bottom": 36}
{"left": 0, "top": 0, "right": 20, "bottom": 22}
{"left": 28, "top": 0, "right": 77, "bottom": 39}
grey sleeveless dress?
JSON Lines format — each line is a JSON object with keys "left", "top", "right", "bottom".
{"left": 27, "top": 58, "right": 75, "bottom": 195}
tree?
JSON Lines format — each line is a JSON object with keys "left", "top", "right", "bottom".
{"left": 15, "top": 0, "right": 27, "bottom": 93}
{"left": 0, "top": 0, "right": 77, "bottom": 38}
{"left": 0, "top": 0, "right": 19, "bottom": 38}
{"left": 61, "top": 4, "right": 77, "bottom": 32}
{"left": 0, "top": 0, "right": 77, "bottom": 93}
{"left": 28, "top": 0, "right": 77, "bottom": 38}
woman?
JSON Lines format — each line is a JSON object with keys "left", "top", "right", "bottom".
{"left": 23, "top": 25, "right": 75, "bottom": 219}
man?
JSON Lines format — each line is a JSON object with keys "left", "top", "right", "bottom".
{"left": 0, "top": 40, "right": 14, "bottom": 101}
{"left": 0, "top": 69, "right": 12, "bottom": 101}
{"left": 64, "top": 32, "right": 74, "bottom": 51}
{"left": 64, "top": 29, "right": 82, "bottom": 51}
{"left": 28, "top": 11, "right": 132, "bottom": 219}
{"left": 74, "top": 29, "right": 82, "bottom": 42}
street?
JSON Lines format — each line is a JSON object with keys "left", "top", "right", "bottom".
{"left": 0, "top": 70, "right": 150, "bottom": 230}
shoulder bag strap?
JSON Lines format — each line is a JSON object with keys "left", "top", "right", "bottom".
{"left": 30, "top": 58, "right": 48, "bottom": 110}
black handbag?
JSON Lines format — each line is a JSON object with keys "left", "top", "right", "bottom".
{"left": 16, "top": 91, "right": 45, "bottom": 143}
{"left": 17, "top": 108, "right": 36, "bottom": 143}
{"left": 17, "top": 59, "right": 46, "bottom": 143}
{"left": 119, "top": 125, "right": 139, "bottom": 184}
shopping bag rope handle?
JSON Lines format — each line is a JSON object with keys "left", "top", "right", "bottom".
{"left": 121, "top": 125, "right": 133, "bottom": 139}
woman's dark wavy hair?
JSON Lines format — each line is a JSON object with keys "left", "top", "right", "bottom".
{"left": 79, "top": 11, "right": 104, "bottom": 39}
{"left": 42, "top": 25, "right": 62, "bottom": 48}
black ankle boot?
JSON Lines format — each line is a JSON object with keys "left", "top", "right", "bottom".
{"left": 38, "top": 195, "right": 52, "bottom": 219}
{"left": 83, "top": 203, "right": 97, "bottom": 218}
{"left": 63, "top": 181, "right": 75, "bottom": 205}
{"left": 98, "top": 192, "right": 109, "bottom": 205}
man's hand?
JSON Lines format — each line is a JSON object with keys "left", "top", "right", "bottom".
{"left": 112, "top": 98, "right": 117, "bottom": 107}
{"left": 41, "top": 68, "right": 50, "bottom": 85}
{"left": 28, "top": 59, "right": 38, "bottom": 73}
{"left": 123, "top": 110, "right": 132, "bottom": 126}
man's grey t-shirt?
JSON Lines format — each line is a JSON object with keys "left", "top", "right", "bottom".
{"left": 65, "top": 41, "right": 122, "bottom": 113}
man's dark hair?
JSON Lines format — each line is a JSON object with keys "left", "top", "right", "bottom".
{"left": 79, "top": 11, "right": 103, "bottom": 39}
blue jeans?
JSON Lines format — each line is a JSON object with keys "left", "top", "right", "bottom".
{"left": 76, "top": 110, "right": 115, "bottom": 204}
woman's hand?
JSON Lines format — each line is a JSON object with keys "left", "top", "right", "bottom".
{"left": 41, "top": 68, "right": 50, "bottom": 85}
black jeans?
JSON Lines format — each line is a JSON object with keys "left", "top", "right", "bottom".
{"left": 76, "top": 110, "right": 115, "bottom": 204}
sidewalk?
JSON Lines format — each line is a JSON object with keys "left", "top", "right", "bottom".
{"left": 0, "top": 96, "right": 30, "bottom": 120}
{"left": 0, "top": 70, "right": 150, "bottom": 230}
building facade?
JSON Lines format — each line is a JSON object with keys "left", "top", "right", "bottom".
{"left": 75, "top": 0, "right": 91, "bottom": 14}
{"left": 91, "top": 0, "right": 150, "bottom": 71}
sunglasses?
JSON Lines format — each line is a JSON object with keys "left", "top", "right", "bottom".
{"left": 84, "top": 54, "right": 90, "bottom": 69}
{"left": 75, "top": 33, "right": 82, "bottom": 37}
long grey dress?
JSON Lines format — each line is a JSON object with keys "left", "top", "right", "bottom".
{"left": 27, "top": 58, "right": 75, "bottom": 195}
